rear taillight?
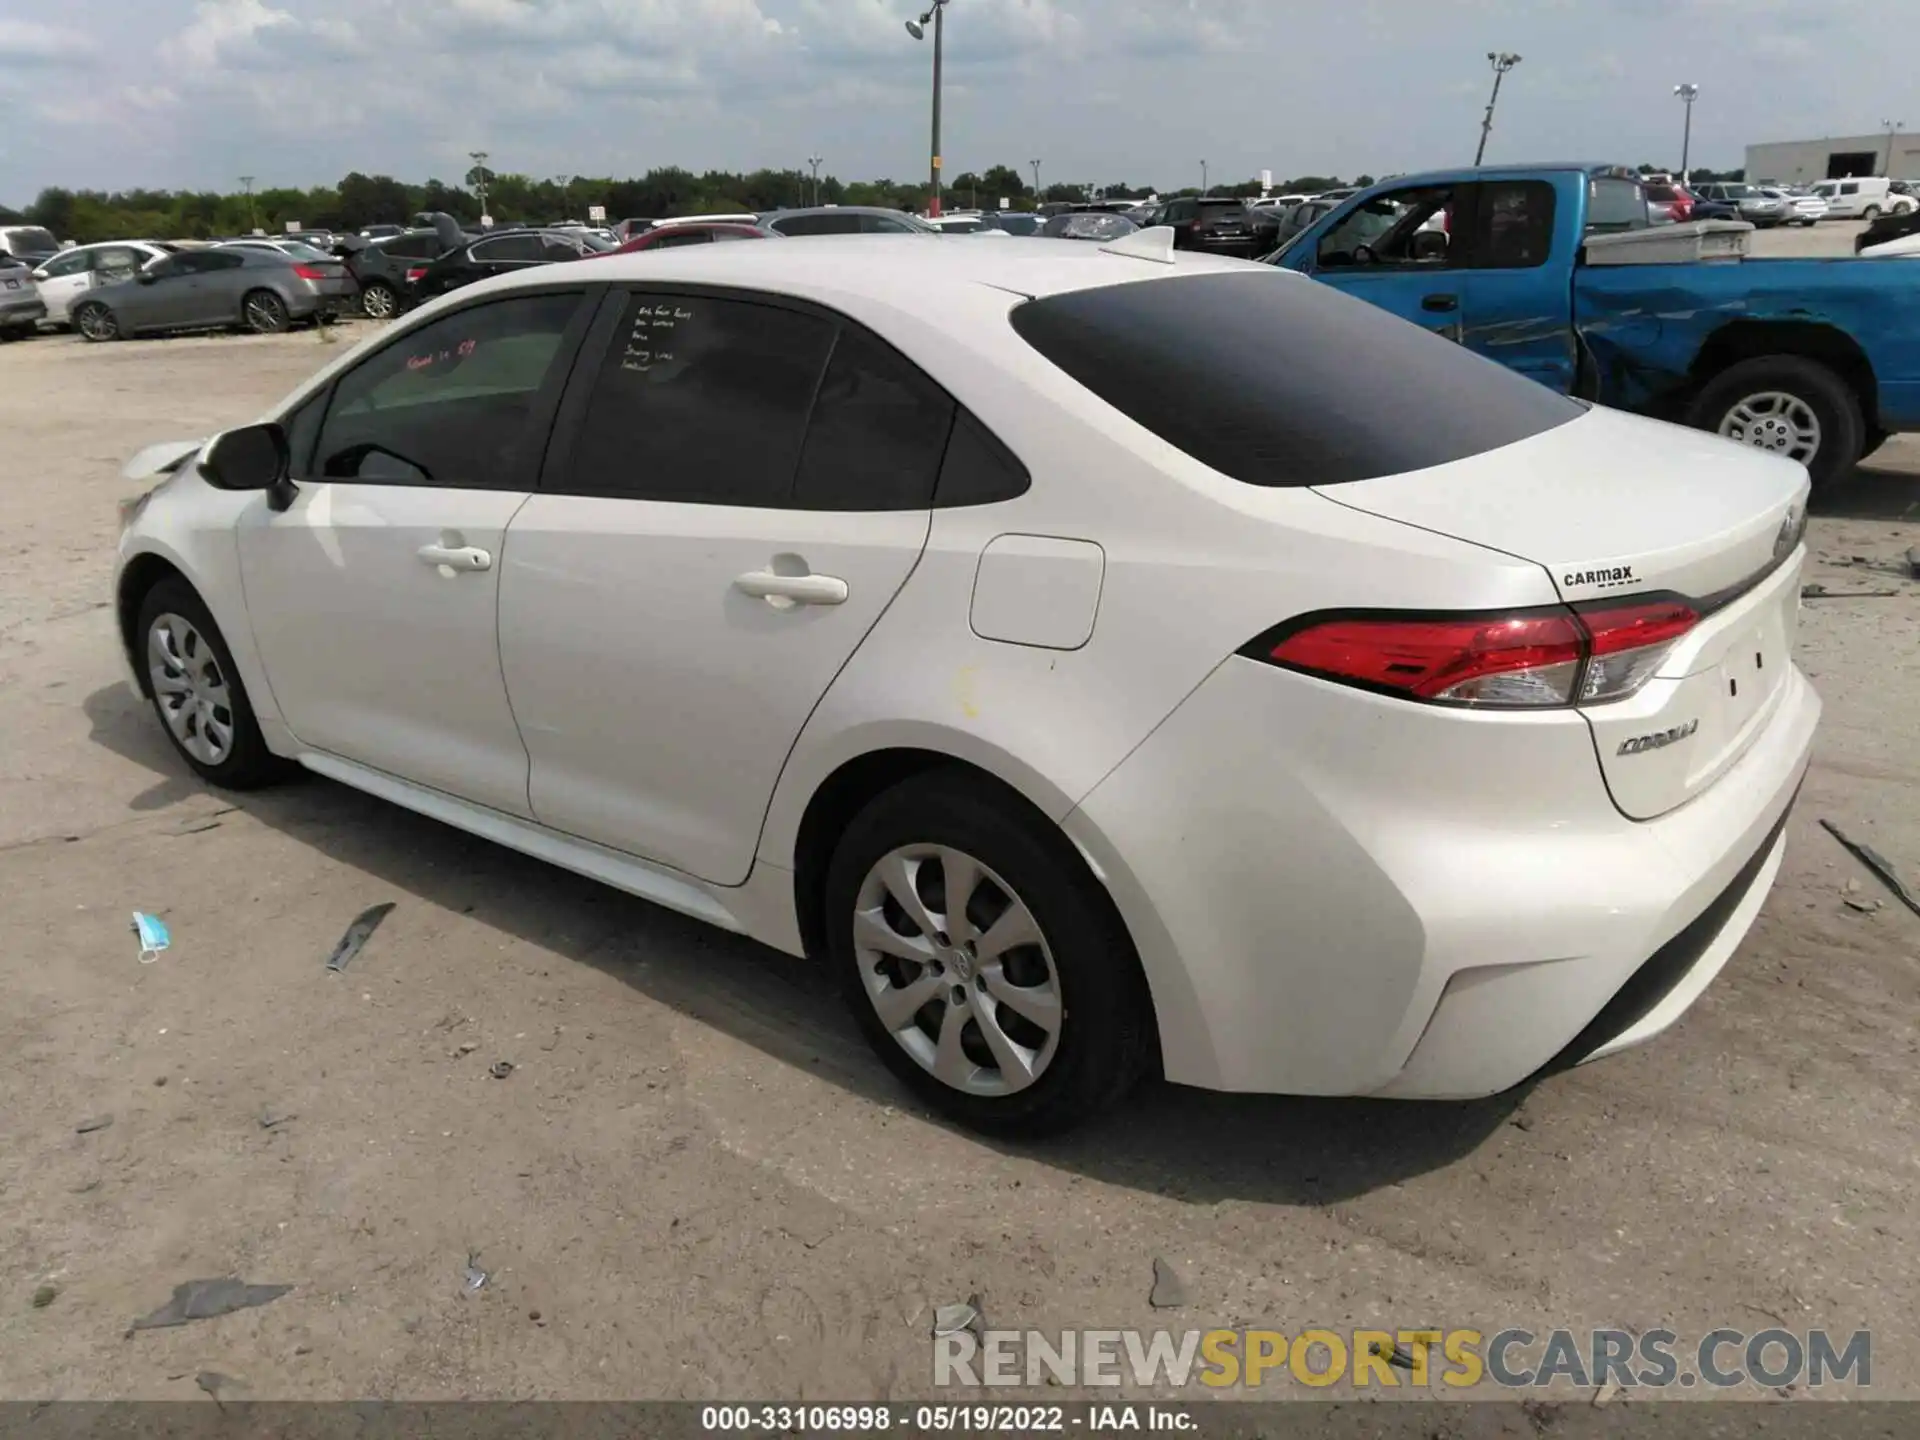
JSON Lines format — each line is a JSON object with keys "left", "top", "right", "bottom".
{"left": 406, "top": 267, "right": 427, "bottom": 283}
{"left": 1256, "top": 600, "right": 1698, "bottom": 709}
{"left": 292, "top": 263, "right": 328, "bottom": 280}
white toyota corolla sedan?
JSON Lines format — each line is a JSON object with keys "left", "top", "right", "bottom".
{"left": 113, "top": 232, "right": 1819, "bottom": 1135}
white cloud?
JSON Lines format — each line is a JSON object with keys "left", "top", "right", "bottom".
{"left": 0, "top": 21, "right": 91, "bottom": 66}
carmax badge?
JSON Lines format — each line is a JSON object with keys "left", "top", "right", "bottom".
{"left": 1618, "top": 719, "right": 1700, "bottom": 756}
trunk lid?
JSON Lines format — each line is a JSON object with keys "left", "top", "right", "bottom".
{"left": 1314, "top": 406, "right": 1811, "bottom": 820}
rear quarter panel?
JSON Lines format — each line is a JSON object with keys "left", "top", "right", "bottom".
{"left": 1573, "top": 257, "right": 1920, "bottom": 427}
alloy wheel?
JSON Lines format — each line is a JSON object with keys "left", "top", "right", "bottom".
{"left": 76, "top": 305, "right": 118, "bottom": 341}
{"left": 361, "top": 284, "right": 395, "bottom": 320}
{"left": 1719, "top": 390, "right": 1822, "bottom": 466}
{"left": 852, "top": 845, "right": 1064, "bottom": 1097}
{"left": 244, "top": 293, "right": 286, "bottom": 333}
{"left": 147, "top": 613, "right": 235, "bottom": 766}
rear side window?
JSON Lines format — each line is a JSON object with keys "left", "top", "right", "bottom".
{"left": 561, "top": 292, "right": 835, "bottom": 505}
{"left": 1585, "top": 177, "right": 1648, "bottom": 234}
{"left": 1009, "top": 272, "right": 1581, "bottom": 487}
{"left": 792, "top": 326, "right": 956, "bottom": 510}
{"left": 777, "top": 213, "right": 861, "bottom": 236}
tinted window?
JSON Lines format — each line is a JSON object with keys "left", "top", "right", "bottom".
{"left": 7, "top": 227, "right": 58, "bottom": 252}
{"left": 650, "top": 228, "right": 712, "bottom": 249}
{"left": 1009, "top": 272, "right": 1582, "bottom": 487}
{"left": 277, "top": 241, "right": 330, "bottom": 261}
{"left": 473, "top": 234, "right": 543, "bottom": 262}
{"left": 777, "top": 213, "right": 861, "bottom": 236}
{"left": 382, "top": 233, "right": 442, "bottom": 260}
{"left": 934, "top": 409, "right": 1030, "bottom": 507}
{"left": 540, "top": 235, "right": 584, "bottom": 261}
{"left": 1474, "top": 181, "right": 1557, "bottom": 265}
{"left": 1585, "top": 177, "right": 1647, "bottom": 235}
{"left": 559, "top": 292, "right": 834, "bottom": 505}
{"left": 711, "top": 228, "right": 759, "bottom": 243}
{"left": 191, "top": 251, "right": 246, "bottom": 272}
{"left": 314, "top": 292, "right": 584, "bottom": 488}
{"left": 863, "top": 214, "right": 924, "bottom": 234}
{"left": 792, "top": 326, "right": 956, "bottom": 510}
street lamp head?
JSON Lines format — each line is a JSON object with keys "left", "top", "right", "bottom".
{"left": 905, "top": 18, "right": 923, "bottom": 38}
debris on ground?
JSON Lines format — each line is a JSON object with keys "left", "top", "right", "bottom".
{"left": 932, "top": 1294, "right": 984, "bottom": 1338}
{"left": 1368, "top": 1337, "right": 1416, "bottom": 1370}
{"left": 325, "top": 902, "right": 396, "bottom": 973}
{"left": 195, "top": 1371, "right": 241, "bottom": 1404}
{"left": 1800, "top": 584, "right": 1902, "bottom": 600}
{"left": 131, "top": 911, "right": 170, "bottom": 964}
{"left": 258, "top": 1108, "right": 296, "bottom": 1130}
{"left": 1821, "top": 820, "right": 1920, "bottom": 918}
{"left": 453, "top": 1042, "right": 478, "bottom": 1057}
{"left": 463, "top": 1252, "right": 489, "bottom": 1293}
{"left": 1148, "top": 1256, "right": 1190, "bottom": 1309}
{"left": 129, "top": 1279, "right": 293, "bottom": 1333}
{"left": 31, "top": 1285, "right": 58, "bottom": 1309}
{"left": 75, "top": 1115, "right": 112, "bottom": 1135}
{"left": 488, "top": 1060, "right": 515, "bottom": 1079}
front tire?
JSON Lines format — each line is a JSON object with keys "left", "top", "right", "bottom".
{"left": 1685, "top": 354, "right": 1864, "bottom": 490}
{"left": 135, "top": 578, "right": 289, "bottom": 789}
{"left": 74, "top": 303, "right": 120, "bottom": 342}
{"left": 1861, "top": 205, "right": 1881, "bottom": 221}
{"left": 242, "top": 289, "right": 289, "bottom": 334}
{"left": 825, "top": 771, "right": 1155, "bottom": 1137}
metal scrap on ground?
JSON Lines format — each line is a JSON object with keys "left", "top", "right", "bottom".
{"left": 1821, "top": 819, "right": 1920, "bottom": 918}
{"left": 129, "top": 1279, "right": 293, "bottom": 1332}
{"left": 325, "top": 902, "right": 396, "bottom": 972}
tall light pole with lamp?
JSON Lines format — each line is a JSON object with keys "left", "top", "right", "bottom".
{"left": 1029, "top": 159, "right": 1041, "bottom": 199}
{"left": 239, "top": 175, "right": 257, "bottom": 234}
{"left": 1884, "top": 119, "right": 1906, "bottom": 177}
{"left": 1474, "top": 52, "right": 1522, "bottom": 166}
{"left": 1200, "top": 159, "right": 1209, "bottom": 195}
{"left": 469, "top": 150, "right": 491, "bottom": 225}
{"left": 807, "top": 154, "right": 824, "bottom": 207}
{"left": 904, "top": 0, "right": 949, "bottom": 217}
{"left": 1675, "top": 84, "right": 1700, "bottom": 185}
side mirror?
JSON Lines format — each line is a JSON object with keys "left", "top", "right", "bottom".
{"left": 201, "top": 422, "right": 298, "bottom": 511}
{"left": 137, "top": 272, "right": 158, "bottom": 285}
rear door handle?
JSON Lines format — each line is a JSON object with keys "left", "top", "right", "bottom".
{"left": 417, "top": 543, "right": 492, "bottom": 573}
{"left": 734, "top": 570, "right": 849, "bottom": 607}
{"left": 1422, "top": 293, "right": 1460, "bottom": 313}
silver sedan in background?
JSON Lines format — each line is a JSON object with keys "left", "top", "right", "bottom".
{"left": 70, "top": 245, "right": 359, "bottom": 341}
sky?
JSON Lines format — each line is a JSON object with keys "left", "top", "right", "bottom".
{"left": 0, "top": 0, "right": 1911, "bottom": 203}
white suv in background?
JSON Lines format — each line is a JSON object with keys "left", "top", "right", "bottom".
{"left": 31, "top": 241, "right": 176, "bottom": 325}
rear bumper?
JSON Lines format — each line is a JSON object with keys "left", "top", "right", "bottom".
{"left": 1, "top": 294, "right": 46, "bottom": 325}
{"left": 1063, "top": 656, "right": 1820, "bottom": 1098}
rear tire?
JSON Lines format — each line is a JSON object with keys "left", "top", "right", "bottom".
{"left": 74, "top": 302, "right": 120, "bottom": 342}
{"left": 241, "top": 289, "right": 289, "bottom": 334}
{"left": 825, "top": 770, "right": 1155, "bottom": 1137}
{"left": 135, "top": 578, "right": 290, "bottom": 790}
{"left": 360, "top": 281, "right": 397, "bottom": 320}
{"left": 1861, "top": 205, "right": 1881, "bottom": 221}
{"left": 1686, "top": 354, "right": 1864, "bottom": 490}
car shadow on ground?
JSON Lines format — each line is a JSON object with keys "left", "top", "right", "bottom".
{"left": 84, "top": 680, "right": 1522, "bottom": 1206}
{"left": 1817, "top": 461, "right": 1920, "bottom": 521}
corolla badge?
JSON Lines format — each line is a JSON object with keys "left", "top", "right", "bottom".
{"left": 1617, "top": 719, "right": 1699, "bottom": 757}
{"left": 1774, "top": 504, "right": 1806, "bottom": 562}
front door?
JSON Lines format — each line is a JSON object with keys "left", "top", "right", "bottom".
{"left": 33, "top": 246, "right": 97, "bottom": 321}
{"left": 235, "top": 289, "right": 595, "bottom": 816}
{"left": 499, "top": 288, "right": 945, "bottom": 884}
{"left": 1286, "top": 182, "right": 1472, "bottom": 341}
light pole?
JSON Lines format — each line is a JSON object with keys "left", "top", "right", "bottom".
{"left": 1474, "top": 52, "right": 1522, "bottom": 166}
{"left": 1029, "top": 159, "right": 1041, "bottom": 199}
{"left": 905, "top": 0, "right": 949, "bottom": 217}
{"left": 1884, "top": 119, "right": 1906, "bottom": 177}
{"left": 553, "top": 174, "right": 572, "bottom": 221}
{"left": 1675, "top": 84, "right": 1700, "bottom": 185}
{"left": 1200, "top": 159, "right": 1209, "bottom": 195}
{"left": 469, "top": 150, "right": 491, "bottom": 224}
{"left": 239, "top": 175, "right": 257, "bottom": 233}
{"left": 808, "top": 154, "right": 824, "bottom": 207}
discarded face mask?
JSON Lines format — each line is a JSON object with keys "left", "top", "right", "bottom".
{"left": 131, "top": 912, "right": 171, "bottom": 964}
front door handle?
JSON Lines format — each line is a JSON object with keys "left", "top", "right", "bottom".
{"left": 734, "top": 570, "right": 849, "bottom": 607}
{"left": 1422, "top": 293, "right": 1460, "bottom": 313}
{"left": 417, "top": 543, "right": 492, "bottom": 573}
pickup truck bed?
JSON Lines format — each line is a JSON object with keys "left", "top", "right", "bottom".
{"left": 1273, "top": 164, "right": 1920, "bottom": 486}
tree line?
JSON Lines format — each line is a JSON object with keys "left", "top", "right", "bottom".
{"left": 2, "top": 162, "right": 1745, "bottom": 244}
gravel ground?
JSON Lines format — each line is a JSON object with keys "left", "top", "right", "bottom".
{"left": 2, "top": 233, "right": 1917, "bottom": 1406}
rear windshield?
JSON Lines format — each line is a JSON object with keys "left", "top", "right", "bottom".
{"left": 1008, "top": 272, "right": 1583, "bottom": 487}
{"left": 5, "top": 227, "right": 58, "bottom": 252}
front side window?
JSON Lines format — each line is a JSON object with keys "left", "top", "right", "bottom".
{"left": 1316, "top": 186, "right": 1457, "bottom": 268}
{"left": 473, "top": 234, "right": 544, "bottom": 263}
{"left": 41, "top": 249, "right": 92, "bottom": 278}
{"left": 558, "top": 292, "right": 835, "bottom": 505}
{"left": 313, "top": 292, "right": 585, "bottom": 488}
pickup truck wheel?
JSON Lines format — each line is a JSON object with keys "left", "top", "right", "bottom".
{"left": 1687, "top": 355, "right": 1863, "bottom": 490}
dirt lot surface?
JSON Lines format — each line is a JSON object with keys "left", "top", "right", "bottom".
{"left": 3, "top": 237, "right": 1918, "bottom": 1406}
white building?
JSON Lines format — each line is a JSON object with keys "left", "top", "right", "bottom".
{"left": 1745, "top": 132, "right": 1919, "bottom": 185}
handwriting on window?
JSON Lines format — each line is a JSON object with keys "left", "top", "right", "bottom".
{"left": 405, "top": 336, "right": 479, "bottom": 373}
{"left": 623, "top": 302, "right": 694, "bottom": 372}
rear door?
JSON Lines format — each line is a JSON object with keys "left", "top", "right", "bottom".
{"left": 498, "top": 286, "right": 947, "bottom": 884}
{"left": 1283, "top": 181, "right": 1472, "bottom": 340}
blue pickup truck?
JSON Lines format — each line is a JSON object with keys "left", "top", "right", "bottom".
{"left": 1268, "top": 163, "right": 1920, "bottom": 487}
